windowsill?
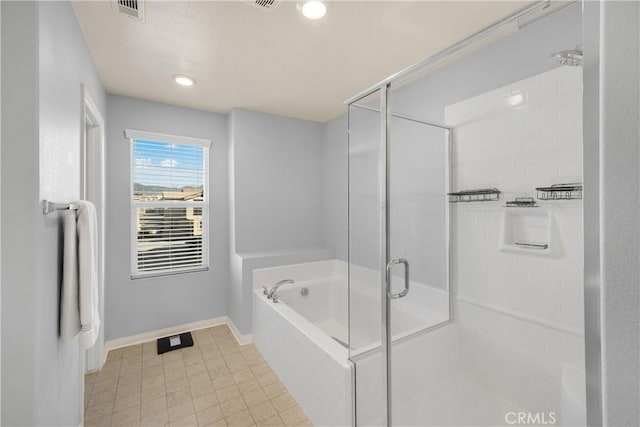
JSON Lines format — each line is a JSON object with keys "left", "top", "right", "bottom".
{"left": 131, "top": 266, "right": 209, "bottom": 280}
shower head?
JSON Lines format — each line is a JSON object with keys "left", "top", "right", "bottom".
{"left": 550, "top": 45, "right": 583, "bottom": 66}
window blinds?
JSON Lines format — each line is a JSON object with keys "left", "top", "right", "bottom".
{"left": 131, "top": 138, "right": 208, "bottom": 276}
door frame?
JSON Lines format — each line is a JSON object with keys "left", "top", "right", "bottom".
{"left": 81, "top": 84, "right": 106, "bottom": 373}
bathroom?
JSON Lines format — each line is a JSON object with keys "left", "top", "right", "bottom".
{"left": 1, "top": 1, "right": 638, "bottom": 427}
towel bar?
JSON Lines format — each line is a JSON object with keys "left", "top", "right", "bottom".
{"left": 42, "top": 200, "right": 79, "bottom": 215}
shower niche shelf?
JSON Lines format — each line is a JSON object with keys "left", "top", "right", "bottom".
{"left": 499, "top": 209, "right": 552, "bottom": 256}
{"left": 447, "top": 188, "right": 500, "bottom": 203}
{"left": 536, "top": 183, "right": 583, "bottom": 200}
{"left": 504, "top": 197, "right": 538, "bottom": 208}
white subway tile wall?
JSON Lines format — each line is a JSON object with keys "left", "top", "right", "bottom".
{"left": 445, "top": 65, "right": 584, "bottom": 334}
{"left": 445, "top": 66, "right": 586, "bottom": 424}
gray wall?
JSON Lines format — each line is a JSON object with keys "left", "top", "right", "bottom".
{"left": 322, "top": 113, "right": 348, "bottom": 262}
{"left": 1, "top": 1, "right": 107, "bottom": 424}
{"left": 599, "top": 2, "right": 640, "bottom": 426}
{"left": 105, "top": 98, "right": 327, "bottom": 340}
{"left": 227, "top": 108, "right": 327, "bottom": 334}
{"left": 230, "top": 109, "right": 324, "bottom": 254}
{"left": 1, "top": 3, "right": 39, "bottom": 423}
{"left": 105, "top": 95, "right": 230, "bottom": 340}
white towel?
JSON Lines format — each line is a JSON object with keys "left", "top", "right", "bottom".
{"left": 60, "top": 210, "right": 81, "bottom": 339}
{"left": 60, "top": 201, "right": 100, "bottom": 349}
{"left": 76, "top": 201, "right": 100, "bottom": 349}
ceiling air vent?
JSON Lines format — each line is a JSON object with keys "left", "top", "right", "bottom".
{"left": 245, "top": 0, "right": 281, "bottom": 11}
{"left": 117, "top": 0, "right": 144, "bottom": 21}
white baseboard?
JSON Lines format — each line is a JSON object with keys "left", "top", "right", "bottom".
{"left": 104, "top": 316, "right": 253, "bottom": 356}
{"left": 226, "top": 318, "right": 253, "bottom": 346}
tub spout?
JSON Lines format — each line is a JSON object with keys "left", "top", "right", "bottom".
{"left": 267, "top": 279, "right": 295, "bottom": 300}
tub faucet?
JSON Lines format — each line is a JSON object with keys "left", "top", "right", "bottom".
{"left": 267, "top": 279, "right": 295, "bottom": 300}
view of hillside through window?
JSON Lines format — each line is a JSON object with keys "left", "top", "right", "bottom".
{"left": 132, "top": 139, "right": 208, "bottom": 275}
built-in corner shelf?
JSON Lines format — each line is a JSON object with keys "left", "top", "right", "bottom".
{"left": 536, "top": 183, "right": 583, "bottom": 201}
{"left": 447, "top": 188, "right": 500, "bottom": 203}
{"left": 499, "top": 209, "right": 552, "bottom": 256}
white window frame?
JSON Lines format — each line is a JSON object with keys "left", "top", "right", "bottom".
{"left": 126, "top": 129, "right": 211, "bottom": 279}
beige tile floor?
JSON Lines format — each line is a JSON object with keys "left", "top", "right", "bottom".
{"left": 84, "top": 325, "right": 312, "bottom": 427}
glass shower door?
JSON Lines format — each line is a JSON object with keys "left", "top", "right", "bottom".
{"left": 386, "top": 93, "right": 452, "bottom": 426}
{"left": 348, "top": 86, "right": 451, "bottom": 426}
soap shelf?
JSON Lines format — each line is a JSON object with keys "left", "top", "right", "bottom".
{"left": 536, "top": 183, "right": 583, "bottom": 200}
{"left": 514, "top": 241, "right": 549, "bottom": 250}
{"left": 447, "top": 188, "right": 500, "bottom": 203}
{"left": 505, "top": 197, "right": 538, "bottom": 208}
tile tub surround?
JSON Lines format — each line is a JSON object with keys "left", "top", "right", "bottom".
{"left": 83, "top": 325, "right": 311, "bottom": 427}
{"left": 253, "top": 261, "right": 353, "bottom": 427}
{"left": 253, "top": 292, "right": 353, "bottom": 427}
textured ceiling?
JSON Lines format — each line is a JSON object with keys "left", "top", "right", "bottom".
{"left": 73, "top": 1, "right": 528, "bottom": 122}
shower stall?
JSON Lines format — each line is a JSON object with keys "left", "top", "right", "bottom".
{"left": 346, "top": 1, "right": 596, "bottom": 425}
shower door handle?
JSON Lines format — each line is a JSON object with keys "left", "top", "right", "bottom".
{"left": 386, "top": 258, "right": 410, "bottom": 299}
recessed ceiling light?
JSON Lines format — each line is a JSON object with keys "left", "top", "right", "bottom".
{"left": 301, "top": 1, "right": 326, "bottom": 19}
{"left": 173, "top": 75, "right": 195, "bottom": 86}
{"left": 508, "top": 93, "right": 525, "bottom": 107}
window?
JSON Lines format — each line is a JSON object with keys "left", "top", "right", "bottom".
{"left": 126, "top": 129, "right": 210, "bottom": 278}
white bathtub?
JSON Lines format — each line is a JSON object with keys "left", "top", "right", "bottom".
{"left": 252, "top": 259, "right": 450, "bottom": 426}
{"left": 253, "top": 275, "right": 353, "bottom": 427}
{"left": 277, "top": 279, "right": 350, "bottom": 348}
